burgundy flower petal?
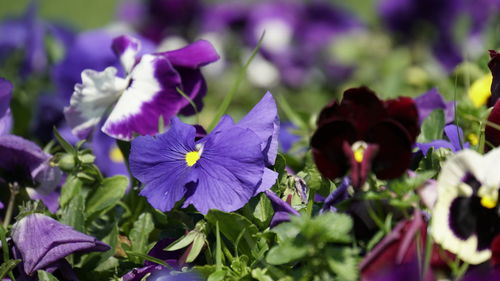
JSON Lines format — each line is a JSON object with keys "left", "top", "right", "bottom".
{"left": 491, "top": 234, "right": 500, "bottom": 267}
{"left": 365, "top": 120, "right": 412, "bottom": 179}
{"left": 385, "top": 96, "right": 420, "bottom": 141}
{"left": 487, "top": 50, "right": 500, "bottom": 107}
{"left": 311, "top": 120, "right": 357, "bottom": 180}
{"left": 485, "top": 99, "right": 500, "bottom": 152}
{"left": 338, "top": 87, "right": 386, "bottom": 134}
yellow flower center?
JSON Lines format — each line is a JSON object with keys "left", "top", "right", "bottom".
{"left": 185, "top": 151, "right": 201, "bottom": 166}
{"left": 481, "top": 196, "right": 497, "bottom": 209}
{"left": 109, "top": 146, "right": 124, "bottom": 163}
{"left": 468, "top": 74, "right": 493, "bottom": 107}
{"left": 352, "top": 141, "right": 368, "bottom": 163}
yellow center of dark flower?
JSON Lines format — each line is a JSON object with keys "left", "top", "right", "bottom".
{"left": 185, "top": 151, "right": 201, "bottom": 166}
{"left": 352, "top": 141, "right": 367, "bottom": 163}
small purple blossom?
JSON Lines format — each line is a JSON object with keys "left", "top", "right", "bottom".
{"left": 130, "top": 92, "right": 279, "bottom": 214}
{"left": 64, "top": 35, "right": 219, "bottom": 141}
{"left": 414, "top": 88, "right": 455, "bottom": 124}
{"left": 11, "top": 213, "right": 110, "bottom": 276}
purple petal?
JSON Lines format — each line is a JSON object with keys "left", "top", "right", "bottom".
{"left": 0, "top": 77, "right": 12, "bottom": 117}
{"left": 443, "top": 124, "right": 468, "bottom": 151}
{"left": 92, "top": 127, "right": 128, "bottom": 177}
{"left": 102, "top": 55, "right": 183, "bottom": 140}
{"left": 161, "top": 40, "right": 220, "bottom": 69}
{"left": 183, "top": 125, "right": 265, "bottom": 214}
{"left": 265, "top": 190, "right": 300, "bottom": 228}
{"left": 254, "top": 168, "right": 278, "bottom": 194}
{"left": 11, "top": 213, "right": 110, "bottom": 275}
{"left": 130, "top": 118, "right": 197, "bottom": 212}
{"left": 111, "top": 35, "right": 141, "bottom": 73}
{"left": 414, "top": 88, "right": 455, "bottom": 124}
{"left": 0, "top": 109, "right": 12, "bottom": 136}
{"left": 416, "top": 140, "right": 455, "bottom": 155}
{"left": 279, "top": 122, "right": 300, "bottom": 153}
{"left": 321, "top": 177, "right": 350, "bottom": 213}
{"left": 238, "top": 92, "right": 280, "bottom": 165}
{"left": 122, "top": 265, "right": 164, "bottom": 281}
{"left": 25, "top": 187, "right": 60, "bottom": 213}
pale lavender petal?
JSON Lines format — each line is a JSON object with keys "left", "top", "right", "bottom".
{"left": 443, "top": 124, "right": 468, "bottom": 151}
{"left": 111, "top": 35, "right": 141, "bottom": 73}
{"left": 64, "top": 67, "right": 127, "bottom": 140}
{"left": 161, "top": 40, "right": 220, "bottom": 69}
{"left": 238, "top": 92, "right": 280, "bottom": 165}
{"left": 25, "top": 187, "right": 60, "bottom": 213}
{"left": 11, "top": 213, "right": 110, "bottom": 275}
{"left": 102, "top": 55, "right": 183, "bottom": 141}
{"left": 183, "top": 126, "right": 265, "bottom": 214}
{"left": 0, "top": 109, "right": 12, "bottom": 136}
{"left": 130, "top": 118, "right": 197, "bottom": 212}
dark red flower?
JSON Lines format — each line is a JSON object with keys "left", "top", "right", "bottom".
{"left": 487, "top": 50, "right": 500, "bottom": 107}
{"left": 311, "top": 87, "right": 419, "bottom": 188}
{"left": 485, "top": 99, "right": 500, "bottom": 152}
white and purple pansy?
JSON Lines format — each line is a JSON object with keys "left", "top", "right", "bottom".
{"left": 431, "top": 148, "right": 500, "bottom": 264}
{"left": 64, "top": 35, "right": 219, "bottom": 141}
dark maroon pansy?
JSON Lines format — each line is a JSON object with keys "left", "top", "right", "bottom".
{"left": 485, "top": 99, "right": 500, "bottom": 152}
{"left": 487, "top": 50, "right": 500, "bottom": 107}
{"left": 311, "top": 87, "right": 419, "bottom": 188}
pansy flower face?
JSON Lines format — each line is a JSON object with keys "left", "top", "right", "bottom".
{"left": 431, "top": 148, "right": 500, "bottom": 264}
{"left": 64, "top": 35, "right": 219, "bottom": 141}
{"left": 129, "top": 92, "right": 279, "bottom": 214}
{"left": 311, "top": 87, "right": 419, "bottom": 188}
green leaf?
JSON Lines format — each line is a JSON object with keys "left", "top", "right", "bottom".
{"left": 206, "top": 210, "right": 259, "bottom": 258}
{"left": 86, "top": 176, "right": 128, "bottom": 217}
{"left": 129, "top": 212, "right": 154, "bottom": 256}
{"left": 59, "top": 175, "right": 82, "bottom": 208}
{"left": 208, "top": 270, "right": 227, "bottom": 281}
{"left": 326, "top": 247, "right": 359, "bottom": 281}
{"left": 274, "top": 153, "right": 287, "bottom": 181}
{"left": 388, "top": 170, "right": 436, "bottom": 196}
{"left": 165, "top": 231, "right": 197, "bottom": 251}
{"left": 0, "top": 260, "right": 20, "bottom": 279}
{"left": 266, "top": 239, "right": 308, "bottom": 265}
{"left": 37, "top": 270, "right": 59, "bottom": 281}
{"left": 53, "top": 127, "right": 76, "bottom": 155}
{"left": 78, "top": 153, "right": 96, "bottom": 164}
{"left": 125, "top": 251, "right": 171, "bottom": 268}
{"left": 251, "top": 268, "right": 274, "bottom": 281}
{"left": 60, "top": 192, "right": 86, "bottom": 232}
{"left": 0, "top": 225, "right": 9, "bottom": 262}
{"left": 186, "top": 233, "right": 206, "bottom": 263}
{"left": 215, "top": 221, "right": 222, "bottom": 271}
{"left": 418, "top": 110, "right": 445, "bottom": 143}
{"left": 241, "top": 194, "right": 273, "bottom": 229}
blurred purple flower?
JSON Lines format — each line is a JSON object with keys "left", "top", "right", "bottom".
{"left": 0, "top": 135, "right": 61, "bottom": 212}
{"left": 279, "top": 122, "right": 300, "bottom": 153}
{"left": 130, "top": 92, "right": 279, "bottom": 214}
{"left": 320, "top": 177, "right": 351, "bottom": 213}
{"left": 414, "top": 88, "right": 455, "bottom": 124}
{"left": 64, "top": 35, "right": 219, "bottom": 141}
{"left": 92, "top": 126, "right": 128, "bottom": 178}
{"left": 11, "top": 213, "right": 110, "bottom": 276}
{"left": 0, "top": 78, "right": 13, "bottom": 136}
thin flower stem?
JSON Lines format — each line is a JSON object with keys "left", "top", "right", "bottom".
{"left": 3, "top": 183, "right": 20, "bottom": 228}
{"left": 176, "top": 87, "right": 200, "bottom": 125}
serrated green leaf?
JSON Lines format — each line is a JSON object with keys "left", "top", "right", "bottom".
{"left": 0, "top": 260, "right": 20, "bottom": 279}
{"left": 60, "top": 175, "right": 82, "bottom": 208}
{"left": 326, "top": 247, "right": 359, "bottom": 281}
{"left": 129, "top": 212, "right": 154, "bottom": 255}
{"left": 37, "top": 270, "right": 59, "bottom": 281}
{"left": 266, "top": 239, "right": 308, "bottom": 265}
{"left": 86, "top": 176, "right": 128, "bottom": 217}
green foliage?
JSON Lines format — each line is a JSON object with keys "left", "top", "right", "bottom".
{"left": 418, "top": 110, "right": 445, "bottom": 143}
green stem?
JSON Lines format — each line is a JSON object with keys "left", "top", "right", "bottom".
{"left": 3, "top": 183, "right": 19, "bottom": 228}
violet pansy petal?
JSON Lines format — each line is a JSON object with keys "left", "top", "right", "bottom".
{"left": 416, "top": 140, "right": 455, "bottom": 156}
{"left": 265, "top": 190, "right": 300, "bottom": 228}
{"left": 130, "top": 118, "right": 197, "bottom": 212}
{"left": 111, "top": 35, "right": 141, "bottom": 73}
{"left": 414, "top": 88, "right": 454, "bottom": 124}
{"left": 321, "top": 177, "right": 350, "bottom": 213}
{"left": 443, "top": 124, "right": 466, "bottom": 151}
{"left": 64, "top": 67, "right": 127, "bottom": 140}
{"left": 0, "top": 109, "right": 12, "bottom": 136}
{"left": 183, "top": 126, "right": 265, "bottom": 214}
{"left": 177, "top": 68, "right": 207, "bottom": 116}
{"left": 254, "top": 168, "right": 278, "bottom": 195}
{"left": 102, "top": 55, "right": 183, "bottom": 140}
{"left": 25, "top": 187, "right": 60, "bottom": 213}
{"left": 238, "top": 92, "right": 280, "bottom": 165}
{"left": 162, "top": 40, "right": 220, "bottom": 68}
{"left": 122, "top": 265, "right": 164, "bottom": 281}
{"left": 11, "top": 213, "right": 110, "bottom": 275}
{"left": 0, "top": 77, "right": 13, "bottom": 116}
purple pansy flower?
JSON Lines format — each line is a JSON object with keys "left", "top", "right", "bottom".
{"left": 130, "top": 92, "right": 279, "bottom": 214}
{"left": 64, "top": 35, "right": 219, "bottom": 141}
{"left": 414, "top": 88, "right": 455, "bottom": 124}
{"left": 0, "top": 78, "right": 13, "bottom": 136}
{"left": 0, "top": 135, "right": 62, "bottom": 213}
{"left": 416, "top": 124, "right": 469, "bottom": 155}
{"left": 11, "top": 213, "right": 110, "bottom": 276}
